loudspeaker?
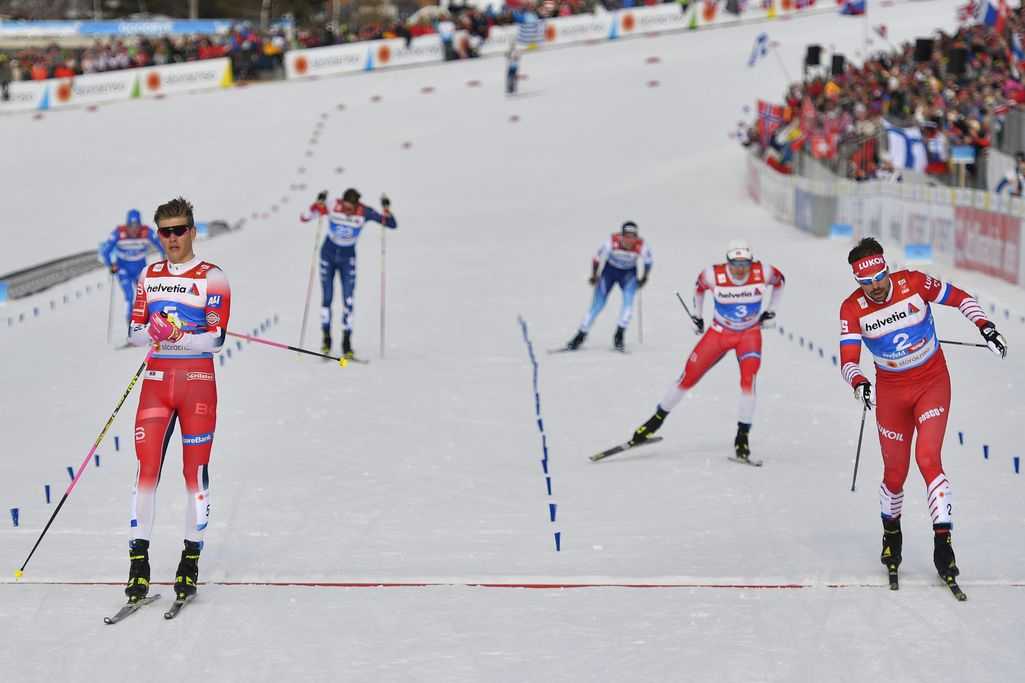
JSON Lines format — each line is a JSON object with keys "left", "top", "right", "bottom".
{"left": 914, "top": 38, "right": 934, "bottom": 62}
{"left": 805, "top": 45, "right": 822, "bottom": 67}
{"left": 831, "top": 54, "right": 845, "bottom": 77}
{"left": 947, "top": 47, "right": 967, "bottom": 75}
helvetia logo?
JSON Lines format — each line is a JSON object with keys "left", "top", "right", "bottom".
{"left": 863, "top": 310, "right": 907, "bottom": 332}
{"left": 146, "top": 283, "right": 188, "bottom": 294}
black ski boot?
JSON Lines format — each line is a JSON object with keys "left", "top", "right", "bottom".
{"left": 321, "top": 329, "right": 332, "bottom": 355}
{"left": 734, "top": 422, "right": 752, "bottom": 461}
{"left": 174, "top": 540, "right": 203, "bottom": 599}
{"left": 125, "top": 539, "right": 150, "bottom": 602}
{"left": 881, "top": 517, "right": 902, "bottom": 567}
{"left": 933, "top": 524, "right": 959, "bottom": 578}
{"left": 630, "top": 406, "right": 668, "bottom": 445}
{"left": 342, "top": 331, "right": 353, "bottom": 359}
{"left": 614, "top": 326, "right": 625, "bottom": 351}
{"left": 566, "top": 330, "right": 586, "bottom": 351}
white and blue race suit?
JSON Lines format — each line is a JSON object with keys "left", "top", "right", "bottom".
{"left": 579, "top": 233, "right": 653, "bottom": 332}
{"left": 99, "top": 223, "right": 164, "bottom": 323}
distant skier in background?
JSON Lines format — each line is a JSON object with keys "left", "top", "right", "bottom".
{"left": 562, "top": 221, "right": 651, "bottom": 353}
{"left": 99, "top": 209, "right": 164, "bottom": 327}
{"left": 837, "top": 237, "right": 1006, "bottom": 597}
{"left": 627, "top": 240, "right": 784, "bottom": 463}
{"left": 301, "top": 187, "right": 397, "bottom": 358}
{"left": 125, "top": 196, "right": 231, "bottom": 607}
{"left": 506, "top": 41, "right": 521, "bottom": 95}
{"left": 994, "top": 151, "right": 1025, "bottom": 196}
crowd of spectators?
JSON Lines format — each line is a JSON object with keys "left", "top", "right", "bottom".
{"left": 746, "top": 2, "right": 1025, "bottom": 188}
{"left": 0, "top": 0, "right": 663, "bottom": 83}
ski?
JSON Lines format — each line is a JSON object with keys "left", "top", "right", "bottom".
{"left": 612, "top": 348, "right": 631, "bottom": 355}
{"left": 344, "top": 356, "right": 370, "bottom": 365}
{"left": 942, "top": 575, "right": 967, "bottom": 601}
{"left": 590, "top": 436, "right": 663, "bottom": 462}
{"left": 727, "top": 456, "right": 763, "bottom": 467}
{"left": 887, "top": 565, "right": 899, "bottom": 591}
{"left": 104, "top": 594, "right": 161, "bottom": 624}
{"left": 164, "top": 594, "right": 196, "bottom": 619}
{"left": 547, "top": 347, "right": 577, "bottom": 354}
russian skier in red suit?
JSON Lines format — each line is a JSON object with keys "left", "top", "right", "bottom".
{"left": 628, "top": 239, "right": 785, "bottom": 462}
{"left": 838, "top": 237, "right": 1006, "bottom": 590}
{"left": 123, "top": 196, "right": 231, "bottom": 604}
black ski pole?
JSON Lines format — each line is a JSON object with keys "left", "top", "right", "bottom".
{"left": 938, "top": 339, "right": 987, "bottom": 348}
{"left": 673, "top": 290, "right": 701, "bottom": 333}
{"left": 16, "top": 346, "right": 156, "bottom": 579}
{"left": 851, "top": 403, "right": 868, "bottom": 492}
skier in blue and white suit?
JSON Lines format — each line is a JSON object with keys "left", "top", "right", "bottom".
{"left": 100, "top": 209, "right": 165, "bottom": 324}
{"left": 310, "top": 187, "right": 397, "bottom": 358}
{"left": 563, "top": 221, "right": 652, "bottom": 352}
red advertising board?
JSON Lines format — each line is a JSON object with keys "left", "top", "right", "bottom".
{"left": 954, "top": 207, "right": 1020, "bottom": 284}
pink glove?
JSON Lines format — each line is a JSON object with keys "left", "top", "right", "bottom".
{"left": 147, "top": 312, "right": 184, "bottom": 344}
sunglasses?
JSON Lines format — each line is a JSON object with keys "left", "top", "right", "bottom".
{"left": 727, "top": 259, "right": 752, "bottom": 267}
{"left": 157, "top": 224, "right": 191, "bottom": 237}
{"left": 855, "top": 267, "right": 888, "bottom": 285}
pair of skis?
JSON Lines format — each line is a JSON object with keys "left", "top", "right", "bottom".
{"left": 885, "top": 564, "right": 967, "bottom": 601}
{"left": 590, "top": 436, "right": 763, "bottom": 467}
{"left": 104, "top": 593, "right": 195, "bottom": 624}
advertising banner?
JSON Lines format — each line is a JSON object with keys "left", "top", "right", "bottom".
{"left": 138, "top": 58, "right": 232, "bottom": 97}
{"left": 954, "top": 207, "right": 1021, "bottom": 284}
{"left": 285, "top": 42, "right": 368, "bottom": 79}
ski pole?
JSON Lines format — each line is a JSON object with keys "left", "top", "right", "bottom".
{"left": 380, "top": 205, "right": 388, "bottom": 360}
{"left": 850, "top": 403, "right": 868, "bottom": 492}
{"left": 938, "top": 339, "right": 987, "bottom": 348}
{"left": 674, "top": 290, "right": 701, "bottom": 333}
{"left": 227, "top": 331, "right": 348, "bottom": 366}
{"left": 637, "top": 289, "right": 643, "bottom": 344}
{"left": 298, "top": 214, "right": 325, "bottom": 357}
{"left": 16, "top": 345, "right": 156, "bottom": 579}
{"left": 106, "top": 272, "right": 118, "bottom": 346}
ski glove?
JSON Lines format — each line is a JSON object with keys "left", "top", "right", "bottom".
{"left": 759, "top": 311, "right": 776, "bottom": 325}
{"left": 980, "top": 322, "right": 1007, "bottom": 358}
{"left": 109, "top": 264, "right": 119, "bottom": 274}
{"left": 316, "top": 190, "right": 328, "bottom": 203}
{"left": 381, "top": 194, "right": 391, "bottom": 209}
{"left": 588, "top": 274, "right": 598, "bottom": 286}
{"left": 691, "top": 316, "right": 704, "bottom": 334}
{"left": 854, "top": 381, "right": 874, "bottom": 410}
{"left": 147, "top": 311, "right": 184, "bottom": 344}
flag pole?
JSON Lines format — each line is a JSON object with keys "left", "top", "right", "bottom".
{"left": 770, "top": 43, "right": 792, "bottom": 83}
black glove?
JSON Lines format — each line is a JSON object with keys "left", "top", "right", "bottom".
{"left": 381, "top": 194, "right": 391, "bottom": 209}
{"left": 638, "top": 275, "right": 649, "bottom": 288}
{"left": 980, "top": 322, "right": 1007, "bottom": 358}
{"left": 759, "top": 310, "right": 775, "bottom": 325}
{"left": 109, "top": 264, "right": 119, "bottom": 274}
{"left": 691, "top": 316, "right": 704, "bottom": 334}
{"left": 854, "top": 381, "right": 873, "bottom": 410}
{"left": 588, "top": 274, "right": 598, "bottom": 286}
{"left": 316, "top": 190, "right": 328, "bottom": 203}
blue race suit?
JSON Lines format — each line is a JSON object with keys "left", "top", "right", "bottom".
{"left": 99, "top": 225, "right": 164, "bottom": 323}
{"left": 320, "top": 203, "right": 397, "bottom": 333}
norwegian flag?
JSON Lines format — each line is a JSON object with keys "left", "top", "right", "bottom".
{"left": 757, "top": 100, "right": 784, "bottom": 146}
{"left": 838, "top": 110, "right": 855, "bottom": 133}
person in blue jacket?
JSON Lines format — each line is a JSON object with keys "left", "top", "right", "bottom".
{"left": 100, "top": 209, "right": 165, "bottom": 326}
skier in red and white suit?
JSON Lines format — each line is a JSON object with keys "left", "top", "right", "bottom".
{"left": 628, "top": 239, "right": 785, "bottom": 461}
{"left": 122, "top": 197, "right": 231, "bottom": 603}
{"left": 838, "top": 237, "right": 1006, "bottom": 585}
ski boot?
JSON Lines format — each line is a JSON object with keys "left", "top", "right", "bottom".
{"left": 321, "top": 329, "right": 332, "bottom": 355}
{"left": 880, "top": 518, "right": 902, "bottom": 567}
{"left": 173, "top": 540, "right": 203, "bottom": 599}
{"left": 565, "top": 330, "right": 586, "bottom": 351}
{"left": 125, "top": 539, "right": 150, "bottom": 602}
{"left": 630, "top": 407, "right": 668, "bottom": 446}
{"left": 933, "top": 524, "right": 959, "bottom": 579}
{"left": 614, "top": 326, "right": 625, "bottom": 352}
{"left": 342, "top": 331, "right": 354, "bottom": 359}
{"left": 734, "top": 422, "right": 752, "bottom": 461}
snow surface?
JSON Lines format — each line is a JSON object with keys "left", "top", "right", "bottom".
{"left": 2, "top": 2, "right": 1024, "bottom": 680}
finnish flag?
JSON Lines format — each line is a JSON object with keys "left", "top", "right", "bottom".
{"left": 747, "top": 33, "right": 769, "bottom": 68}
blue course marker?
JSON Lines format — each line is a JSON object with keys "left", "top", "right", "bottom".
{"left": 1015, "top": 457, "right": 1020, "bottom": 474}
{"left": 114, "top": 436, "right": 120, "bottom": 452}
{"left": 958, "top": 431, "right": 964, "bottom": 445}
{"left": 541, "top": 459, "right": 548, "bottom": 474}
{"left": 94, "top": 454, "right": 100, "bottom": 467}
{"left": 45, "top": 485, "right": 51, "bottom": 504}
{"left": 66, "top": 466, "right": 74, "bottom": 480}
{"left": 983, "top": 444, "right": 989, "bottom": 459}
{"left": 554, "top": 532, "right": 561, "bottom": 552}
{"left": 546, "top": 477, "right": 552, "bottom": 496}
{"left": 10, "top": 508, "right": 18, "bottom": 527}
{"left": 549, "top": 503, "right": 557, "bottom": 522}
